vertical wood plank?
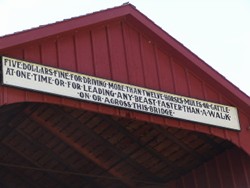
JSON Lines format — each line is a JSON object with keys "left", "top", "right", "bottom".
{"left": 227, "top": 148, "right": 248, "bottom": 188}
{"left": 91, "top": 26, "right": 111, "bottom": 79}
{"left": 240, "top": 148, "right": 250, "bottom": 187}
{"left": 23, "top": 44, "right": 43, "bottom": 101}
{"left": 215, "top": 150, "right": 234, "bottom": 188}
{"left": 140, "top": 35, "right": 159, "bottom": 90}
{"left": 107, "top": 21, "right": 128, "bottom": 82}
{"left": 205, "top": 157, "right": 221, "bottom": 188}
{"left": 40, "top": 39, "right": 62, "bottom": 104}
{"left": 57, "top": 34, "right": 76, "bottom": 71}
{"left": 123, "top": 23, "right": 144, "bottom": 87}
{"left": 156, "top": 49, "right": 175, "bottom": 93}
{"left": 187, "top": 72, "right": 204, "bottom": 99}
{"left": 75, "top": 30, "right": 95, "bottom": 75}
{"left": 56, "top": 34, "right": 79, "bottom": 106}
{"left": 193, "top": 165, "right": 208, "bottom": 188}
{"left": 182, "top": 172, "right": 196, "bottom": 188}
{"left": 41, "top": 39, "right": 58, "bottom": 67}
{"left": 171, "top": 58, "right": 189, "bottom": 96}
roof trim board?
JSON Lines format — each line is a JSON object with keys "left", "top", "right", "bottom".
{"left": 0, "top": 4, "right": 135, "bottom": 49}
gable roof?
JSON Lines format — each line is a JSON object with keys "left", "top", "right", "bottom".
{"left": 0, "top": 4, "right": 250, "bottom": 187}
{"left": 1, "top": 4, "right": 249, "bottom": 111}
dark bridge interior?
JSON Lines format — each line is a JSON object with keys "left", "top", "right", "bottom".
{"left": 0, "top": 102, "right": 233, "bottom": 187}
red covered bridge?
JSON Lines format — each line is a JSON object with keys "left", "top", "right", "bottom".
{"left": 0, "top": 4, "right": 249, "bottom": 188}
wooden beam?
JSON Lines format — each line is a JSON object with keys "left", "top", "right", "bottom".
{"left": 24, "top": 107, "right": 135, "bottom": 187}
{"left": 0, "top": 163, "right": 40, "bottom": 188}
{"left": 156, "top": 126, "right": 208, "bottom": 160}
{"left": 53, "top": 105, "right": 164, "bottom": 183}
{"left": 14, "top": 126, "right": 103, "bottom": 188}
{"left": 99, "top": 115, "right": 186, "bottom": 178}
{"left": 0, "top": 125, "right": 14, "bottom": 142}
{"left": 2, "top": 133, "right": 71, "bottom": 188}
{"left": 194, "top": 132, "right": 231, "bottom": 153}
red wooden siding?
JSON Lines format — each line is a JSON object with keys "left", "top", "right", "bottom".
{"left": 166, "top": 147, "right": 250, "bottom": 188}
{"left": 0, "top": 5, "right": 250, "bottom": 187}
{"left": 1, "top": 11, "right": 250, "bottom": 156}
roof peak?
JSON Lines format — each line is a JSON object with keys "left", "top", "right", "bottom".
{"left": 0, "top": 3, "right": 136, "bottom": 39}
{"left": 0, "top": 3, "right": 249, "bottom": 107}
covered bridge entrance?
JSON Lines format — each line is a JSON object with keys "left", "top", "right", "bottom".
{"left": 0, "top": 4, "right": 249, "bottom": 188}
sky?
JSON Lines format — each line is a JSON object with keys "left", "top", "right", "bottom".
{"left": 1, "top": 0, "right": 249, "bottom": 96}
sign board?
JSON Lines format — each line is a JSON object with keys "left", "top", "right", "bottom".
{"left": 0, "top": 56, "right": 240, "bottom": 130}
